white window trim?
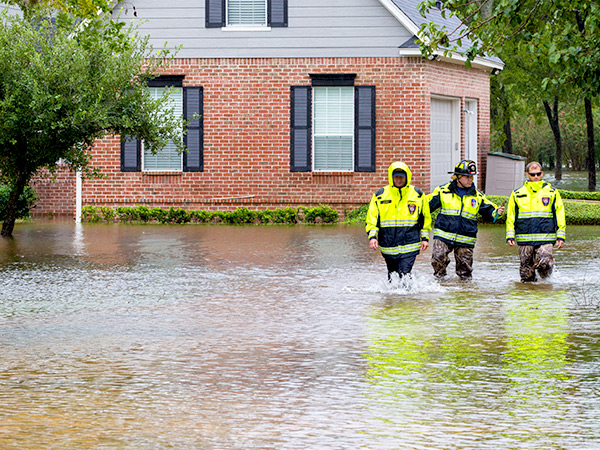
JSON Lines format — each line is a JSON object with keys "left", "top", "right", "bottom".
{"left": 311, "top": 86, "right": 355, "bottom": 173}
{"left": 221, "top": 26, "right": 271, "bottom": 32}
{"left": 225, "top": 0, "right": 268, "bottom": 28}
{"left": 141, "top": 141, "right": 183, "bottom": 173}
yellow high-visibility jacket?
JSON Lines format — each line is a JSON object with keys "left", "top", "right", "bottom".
{"left": 428, "top": 181, "right": 499, "bottom": 248}
{"left": 365, "top": 162, "right": 431, "bottom": 258}
{"left": 506, "top": 180, "right": 566, "bottom": 245}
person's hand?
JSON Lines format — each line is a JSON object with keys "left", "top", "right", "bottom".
{"left": 556, "top": 240, "right": 564, "bottom": 249}
{"left": 507, "top": 239, "right": 515, "bottom": 246}
{"left": 420, "top": 240, "right": 429, "bottom": 252}
{"left": 369, "top": 239, "right": 379, "bottom": 250}
{"left": 497, "top": 206, "right": 505, "bottom": 216}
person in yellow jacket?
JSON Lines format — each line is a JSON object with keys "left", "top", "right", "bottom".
{"left": 428, "top": 160, "right": 504, "bottom": 280}
{"left": 506, "top": 161, "right": 566, "bottom": 282}
{"left": 366, "top": 162, "right": 431, "bottom": 280}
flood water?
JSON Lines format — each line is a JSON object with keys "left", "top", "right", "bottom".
{"left": 1, "top": 222, "right": 600, "bottom": 449}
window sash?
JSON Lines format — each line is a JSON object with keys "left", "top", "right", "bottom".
{"left": 143, "top": 87, "right": 183, "bottom": 172}
{"left": 227, "top": 0, "right": 267, "bottom": 26}
{"left": 313, "top": 86, "right": 354, "bottom": 171}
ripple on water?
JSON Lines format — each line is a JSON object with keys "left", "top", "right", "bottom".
{"left": 1, "top": 223, "right": 600, "bottom": 449}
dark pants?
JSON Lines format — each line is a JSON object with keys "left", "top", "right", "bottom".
{"left": 431, "top": 238, "right": 474, "bottom": 280}
{"left": 518, "top": 243, "right": 554, "bottom": 282}
{"left": 383, "top": 254, "right": 417, "bottom": 281}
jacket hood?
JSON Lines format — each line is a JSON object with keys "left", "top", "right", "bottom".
{"left": 388, "top": 162, "right": 412, "bottom": 190}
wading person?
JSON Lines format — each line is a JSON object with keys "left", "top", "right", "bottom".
{"left": 366, "top": 162, "right": 431, "bottom": 281}
{"left": 428, "top": 160, "right": 504, "bottom": 280}
{"left": 506, "top": 162, "right": 566, "bottom": 282}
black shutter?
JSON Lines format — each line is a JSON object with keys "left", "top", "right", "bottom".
{"left": 290, "top": 86, "right": 311, "bottom": 172}
{"left": 355, "top": 86, "right": 376, "bottom": 172}
{"left": 120, "top": 135, "right": 141, "bottom": 172}
{"left": 268, "top": 0, "right": 287, "bottom": 27}
{"left": 206, "top": 0, "right": 225, "bottom": 28}
{"left": 183, "top": 87, "right": 204, "bottom": 172}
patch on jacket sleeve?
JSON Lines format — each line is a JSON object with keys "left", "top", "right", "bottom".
{"left": 375, "top": 188, "right": 384, "bottom": 196}
{"left": 414, "top": 187, "right": 424, "bottom": 197}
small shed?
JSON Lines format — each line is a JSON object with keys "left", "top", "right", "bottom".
{"left": 485, "top": 152, "right": 526, "bottom": 196}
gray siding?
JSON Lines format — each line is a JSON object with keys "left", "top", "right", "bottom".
{"left": 113, "top": 0, "right": 412, "bottom": 58}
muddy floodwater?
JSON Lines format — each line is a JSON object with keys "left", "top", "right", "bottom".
{"left": 1, "top": 222, "right": 600, "bottom": 449}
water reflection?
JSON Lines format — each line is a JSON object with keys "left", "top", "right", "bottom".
{"left": 1, "top": 223, "right": 600, "bottom": 448}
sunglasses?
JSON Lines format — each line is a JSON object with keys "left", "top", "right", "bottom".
{"left": 528, "top": 171, "right": 542, "bottom": 177}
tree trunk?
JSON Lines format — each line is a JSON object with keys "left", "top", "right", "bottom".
{"left": 498, "top": 84, "right": 513, "bottom": 154}
{"left": 543, "top": 97, "right": 563, "bottom": 181}
{"left": 584, "top": 97, "right": 597, "bottom": 191}
{"left": 575, "top": 11, "right": 597, "bottom": 191}
{"left": 1, "top": 176, "right": 28, "bottom": 238}
{"left": 502, "top": 117, "right": 513, "bottom": 154}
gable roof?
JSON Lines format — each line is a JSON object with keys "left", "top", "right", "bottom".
{"left": 378, "top": 0, "right": 504, "bottom": 71}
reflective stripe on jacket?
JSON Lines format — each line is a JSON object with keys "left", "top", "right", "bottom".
{"left": 428, "top": 181, "right": 498, "bottom": 248}
{"left": 506, "top": 181, "right": 566, "bottom": 245}
{"left": 365, "top": 162, "right": 431, "bottom": 258}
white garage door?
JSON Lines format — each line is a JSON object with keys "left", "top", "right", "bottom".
{"left": 430, "top": 98, "right": 458, "bottom": 190}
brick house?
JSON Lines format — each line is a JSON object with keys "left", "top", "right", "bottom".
{"left": 32, "top": 0, "right": 503, "bottom": 218}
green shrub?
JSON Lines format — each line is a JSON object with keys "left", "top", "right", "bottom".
{"left": 0, "top": 184, "right": 38, "bottom": 220}
{"left": 342, "top": 194, "right": 600, "bottom": 226}
{"left": 150, "top": 208, "right": 167, "bottom": 223}
{"left": 100, "top": 206, "right": 115, "bottom": 222}
{"left": 300, "top": 204, "right": 339, "bottom": 224}
{"left": 344, "top": 205, "right": 367, "bottom": 224}
{"left": 558, "top": 190, "right": 600, "bottom": 201}
{"left": 117, "top": 206, "right": 139, "bottom": 222}
{"left": 190, "top": 210, "right": 212, "bottom": 223}
{"left": 564, "top": 201, "right": 600, "bottom": 225}
{"left": 166, "top": 207, "right": 191, "bottom": 224}
{"left": 271, "top": 207, "right": 298, "bottom": 224}
{"left": 135, "top": 205, "right": 152, "bottom": 222}
{"left": 82, "top": 205, "right": 102, "bottom": 222}
{"left": 80, "top": 205, "right": 345, "bottom": 225}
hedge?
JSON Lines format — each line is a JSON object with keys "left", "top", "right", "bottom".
{"left": 345, "top": 194, "right": 600, "bottom": 226}
{"left": 82, "top": 204, "right": 339, "bottom": 225}
{"left": 559, "top": 190, "right": 600, "bottom": 201}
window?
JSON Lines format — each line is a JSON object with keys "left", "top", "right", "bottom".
{"left": 227, "top": 0, "right": 267, "bottom": 26}
{"left": 290, "top": 76, "right": 375, "bottom": 173}
{"left": 143, "top": 87, "right": 183, "bottom": 171}
{"left": 205, "top": 0, "right": 287, "bottom": 28}
{"left": 313, "top": 86, "right": 354, "bottom": 171}
{"left": 121, "top": 79, "right": 203, "bottom": 173}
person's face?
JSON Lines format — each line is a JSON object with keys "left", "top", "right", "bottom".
{"left": 457, "top": 174, "right": 474, "bottom": 188}
{"left": 526, "top": 166, "right": 543, "bottom": 182}
{"left": 393, "top": 174, "right": 407, "bottom": 188}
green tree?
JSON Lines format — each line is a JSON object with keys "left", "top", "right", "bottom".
{"left": 0, "top": 7, "right": 183, "bottom": 237}
{"left": 5, "top": 0, "right": 114, "bottom": 18}
{"left": 418, "top": 0, "right": 600, "bottom": 191}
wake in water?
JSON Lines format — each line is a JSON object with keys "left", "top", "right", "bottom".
{"left": 345, "top": 272, "right": 447, "bottom": 295}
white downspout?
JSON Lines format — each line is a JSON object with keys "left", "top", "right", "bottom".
{"left": 75, "top": 170, "right": 82, "bottom": 223}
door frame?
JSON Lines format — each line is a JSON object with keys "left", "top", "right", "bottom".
{"left": 464, "top": 98, "right": 479, "bottom": 185}
{"left": 430, "top": 94, "right": 461, "bottom": 190}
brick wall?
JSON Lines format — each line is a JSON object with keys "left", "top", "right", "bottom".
{"left": 30, "top": 166, "right": 75, "bottom": 218}
{"left": 32, "top": 56, "right": 491, "bottom": 218}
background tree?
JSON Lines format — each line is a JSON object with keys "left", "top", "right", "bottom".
{"left": 0, "top": 7, "right": 183, "bottom": 237}
{"left": 4, "top": 0, "right": 114, "bottom": 17}
{"left": 418, "top": 0, "right": 600, "bottom": 191}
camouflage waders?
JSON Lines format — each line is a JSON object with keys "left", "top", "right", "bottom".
{"left": 518, "top": 243, "right": 554, "bottom": 282}
{"left": 431, "top": 238, "right": 474, "bottom": 280}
